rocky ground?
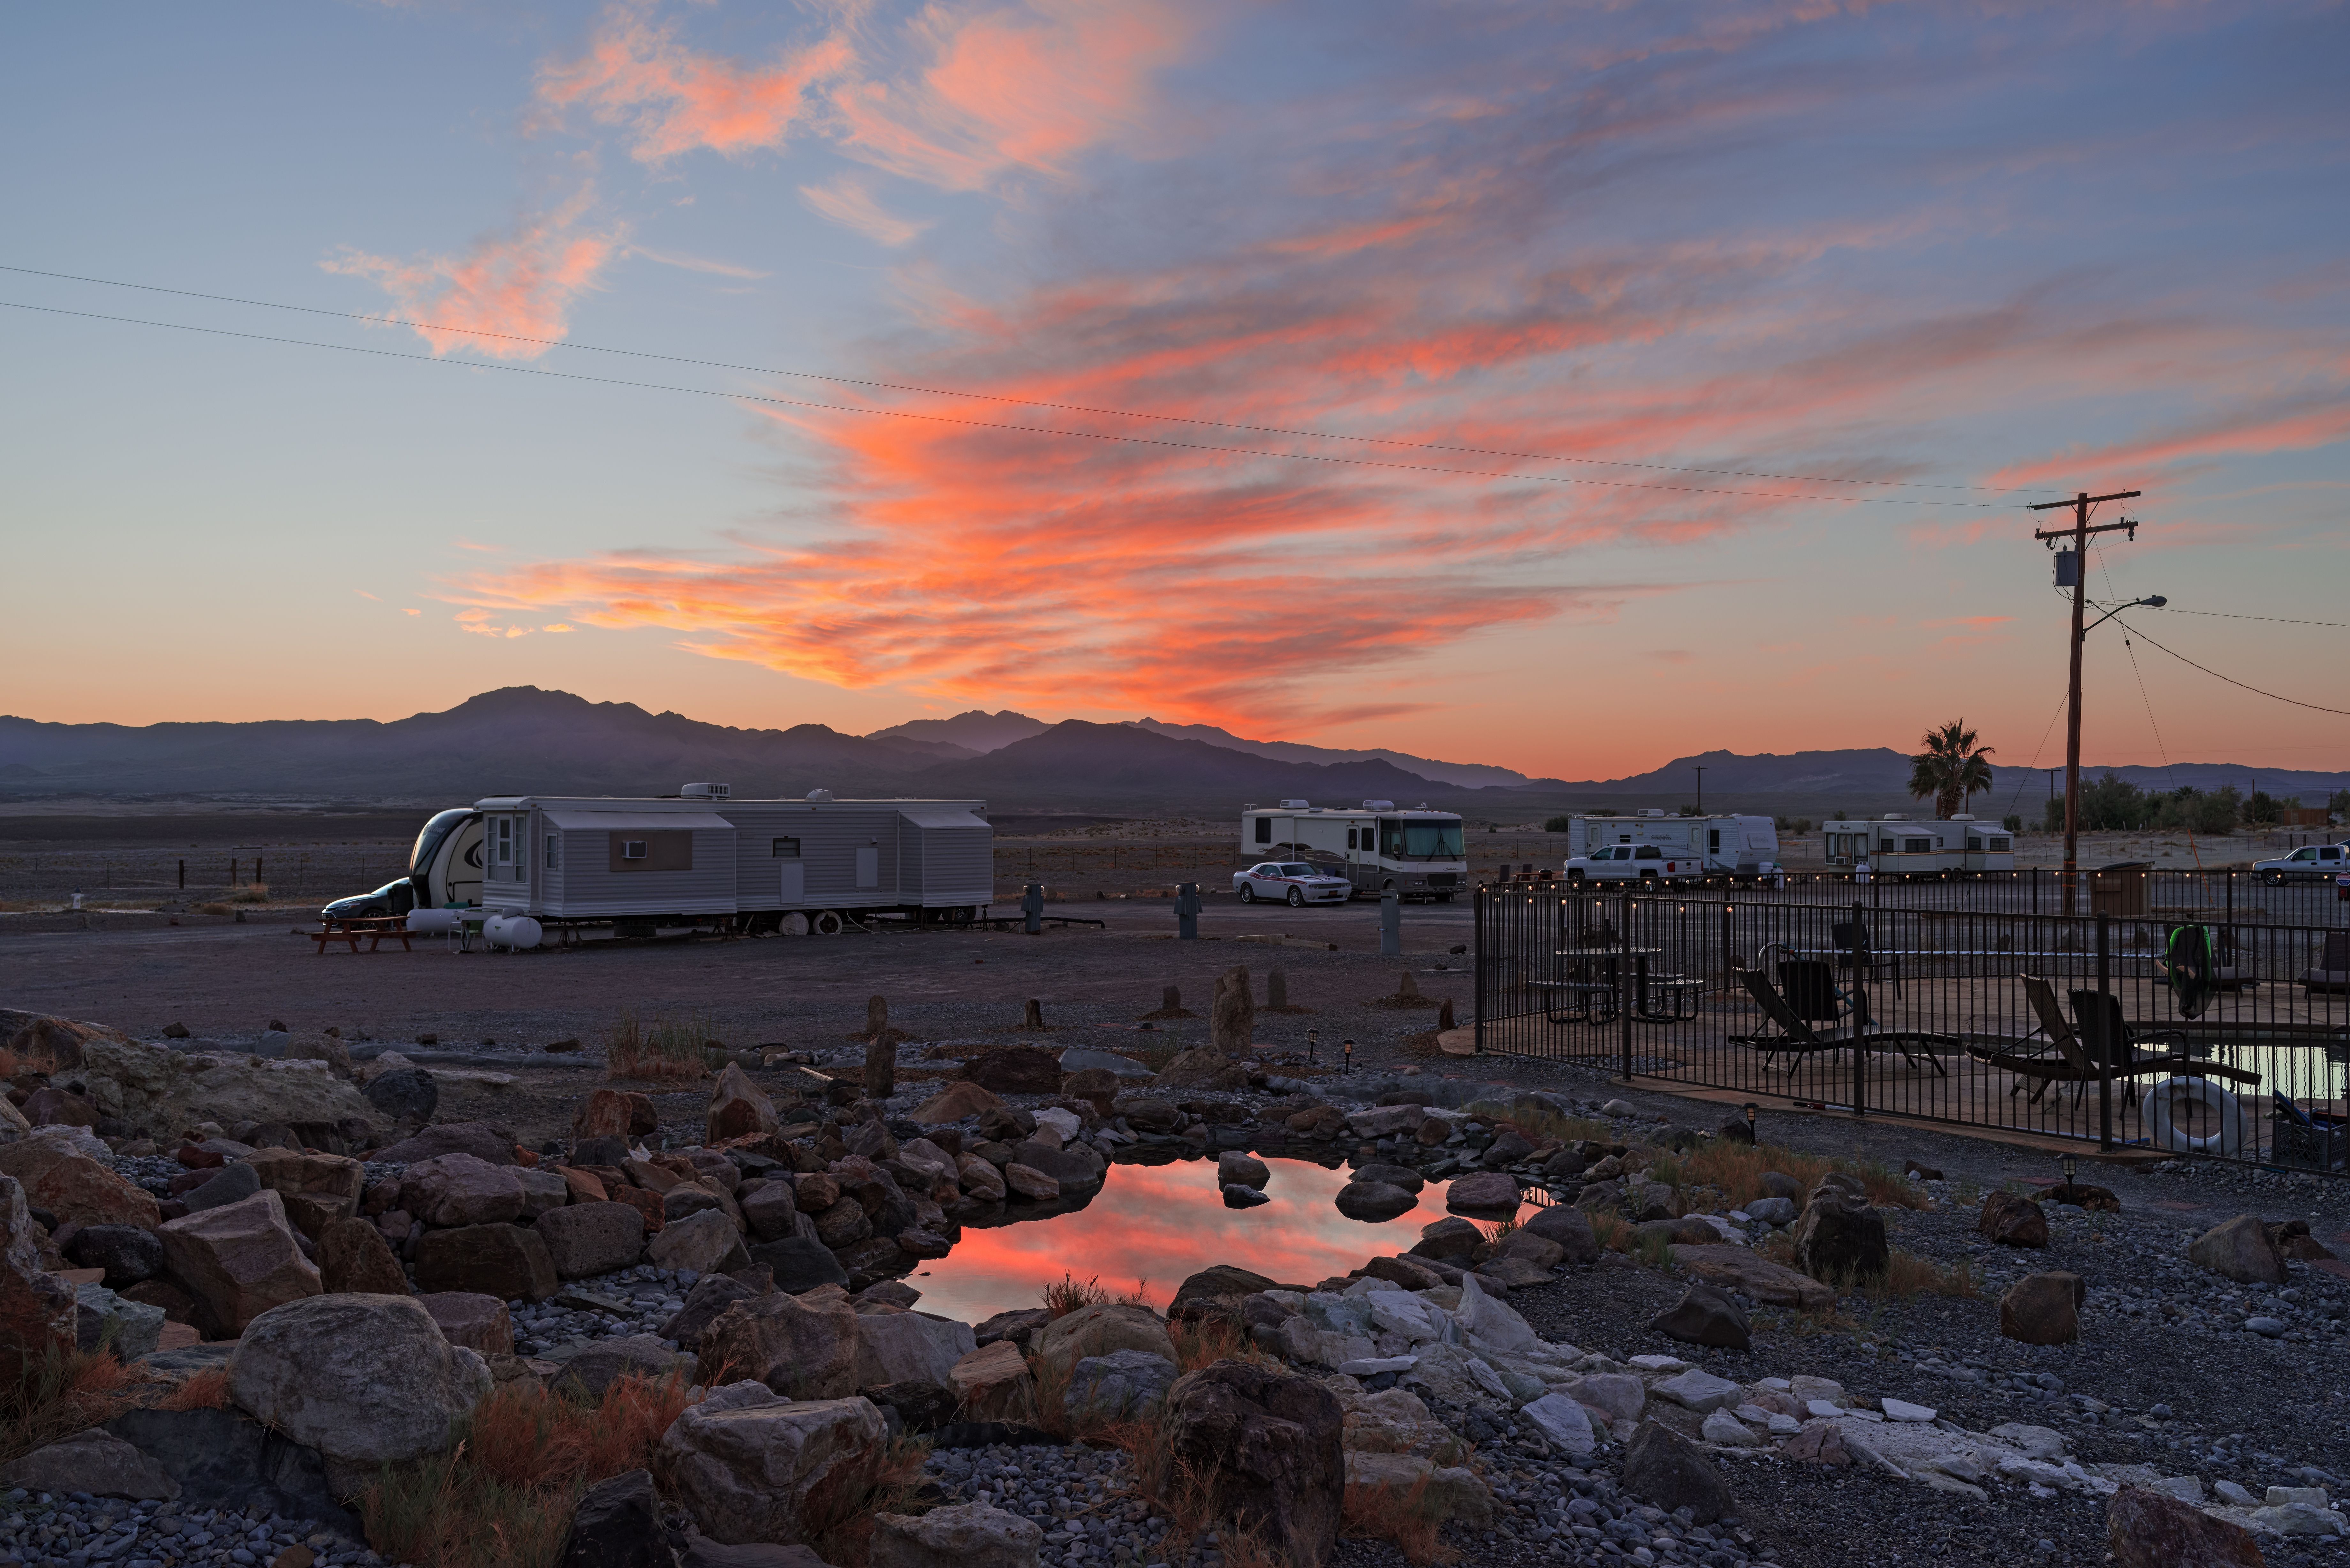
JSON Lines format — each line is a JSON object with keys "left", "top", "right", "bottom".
{"left": 5, "top": 900, "right": 2349, "bottom": 1568}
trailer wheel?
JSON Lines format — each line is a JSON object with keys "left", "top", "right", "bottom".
{"left": 812, "top": 909, "right": 845, "bottom": 936}
{"left": 779, "top": 912, "right": 809, "bottom": 937}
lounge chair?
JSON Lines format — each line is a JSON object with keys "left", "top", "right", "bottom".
{"left": 1966, "top": 976, "right": 2260, "bottom": 1104}
{"left": 2300, "top": 933, "right": 2350, "bottom": 994}
{"left": 1729, "top": 966, "right": 1950, "bottom": 1075}
{"left": 2272, "top": 1093, "right": 2348, "bottom": 1173}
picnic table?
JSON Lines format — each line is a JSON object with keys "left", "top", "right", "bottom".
{"left": 1531, "top": 945, "right": 1702, "bottom": 1024}
{"left": 302, "top": 915, "right": 412, "bottom": 954}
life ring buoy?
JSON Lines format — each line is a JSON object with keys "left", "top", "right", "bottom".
{"left": 2143, "top": 1075, "right": 2245, "bottom": 1155}
{"left": 811, "top": 909, "right": 844, "bottom": 936}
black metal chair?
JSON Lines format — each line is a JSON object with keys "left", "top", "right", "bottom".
{"left": 2273, "top": 1092, "right": 2348, "bottom": 1173}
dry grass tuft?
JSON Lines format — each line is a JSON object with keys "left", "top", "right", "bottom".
{"left": 226, "top": 883, "right": 272, "bottom": 904}
{"left": 1587, "top": 1210, "right": 1632, "bottom": 1254}
{"left": 1870, "top": 1249, "right": 1981, "bottom": 1300}
{"left": 1344, "top": 1474, "right": 1458, "bottom": 1566}
{"left": 0, "top": 1346, "right": 145, "bottom": 1467}
{"left": 1042, "top": 1273, "right": 1153, "bottom": 1318}
{"left": 1169, "top": 1319, "right": 1277, "bottom": 1375}
{"left": 799, "top": 1434, "right": 931, "bottom": 1568}
{"left": 360, "top": 1371, "right": 699, "bottom": 1568}
{"left": 1674, "top": 1140, "right": 1829, "bottom": 1206}
{"left": 158, "top": 1366, "right": 232, "bottom": 1411}
{"left": 1844, "top": 1159, "right": 1928, "bottom": 1211}
{"left": 603, "top": 1008, "right": 714, "bottom": 1082}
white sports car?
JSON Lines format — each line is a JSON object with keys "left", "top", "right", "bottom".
{"left": 1233, "top": 862, "right": 1353, "bottom": 905}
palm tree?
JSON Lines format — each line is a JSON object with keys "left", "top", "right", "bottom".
{"left": 1909, "top": 720, "right": 1995, "bottom": 819}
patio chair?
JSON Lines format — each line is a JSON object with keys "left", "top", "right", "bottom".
{"left": 1831, "top": 918, "right": 1898, "bottom": 986}
{"left": 1967, "top": 976, "right": 2261, "bottom": 1103}
{"left": 2272, "top": 1092, "right": 2348, "bottom": 1173}
{"left": 1729, "top": 967, "right": 1949, "bottom": 1075}
{"left": 2300, "top": 933, "right": 2350, "bottom": 995}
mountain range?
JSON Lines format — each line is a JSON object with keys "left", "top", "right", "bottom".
{"left": 1, "top": 687, "right": 2342, "bottom": 815}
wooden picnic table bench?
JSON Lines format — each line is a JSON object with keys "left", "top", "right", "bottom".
{"left": 303, "top": 916, "right": 413, "bottom": 954}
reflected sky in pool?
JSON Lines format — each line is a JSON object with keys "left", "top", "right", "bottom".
{"left": 907, "top": 1155, "right": 1547, "bottom": 1324}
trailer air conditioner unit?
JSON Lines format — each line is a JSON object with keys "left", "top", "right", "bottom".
{"left": 681, "top": 783, "right": 731, "bottom": 799}
{"left": 1279, "top": 799, "right": 1310, "bottom": 809}
{"left": 1361, "top": 799, "right": 1394, "bottom": 811}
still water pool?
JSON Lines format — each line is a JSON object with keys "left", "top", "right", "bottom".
{"left": 909, "top": 1154, "right": 1546, "bottom": 1324}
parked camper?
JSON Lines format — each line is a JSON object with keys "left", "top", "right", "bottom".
{"left": 327, "top": 786, "right": 994, "bottom": 938}
{"left": 1239, "top": 800, "right": 1468, "bottom": 901}
{"left": 1820, "top": 814, "right": 2013, "bottom": 875}
{"left": 1558, "top": 812, "right": 1779, "bottom": 884}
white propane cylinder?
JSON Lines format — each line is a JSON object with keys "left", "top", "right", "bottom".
{"left": 407, "top": 908, "right": 461, "bottom": 935}
{"left": 483, "top": 914, "right": 543, "bottom": 950}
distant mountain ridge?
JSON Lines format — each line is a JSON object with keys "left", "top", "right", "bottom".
{"left": 2, "top": 688, "right": 2341, "bottom": 810}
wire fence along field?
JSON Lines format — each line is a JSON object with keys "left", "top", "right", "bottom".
{"left": 0, "top": 842, "right": 411, "bottom": 904}
{"left": 1475, "top": 885, "right": 2350, "bottom": 1177}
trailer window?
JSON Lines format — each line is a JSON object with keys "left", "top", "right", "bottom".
{"left": 1346, "top": 828, "right": 1357, "bottom": 850}
{"left": 1709, "top": 830, "right": 1720, "bottom": 853}
{"left": 1399, "top": 822, "right": 1463, "bottom": 858}
{"left": 621, "top": 841, "right": 647, "bottom": 860}
{"left": 771, "top": 837, "right": 801, "bottom": 858}
{"left": 1904, "top": 837, "right": 1933, "bottom": 854}
{"left": 494, "top": 818, "right": 512, "bottom": 865}
{"left": 545, "top": 837, "right": 559, "bottom": 870}
{"left": 1255, "top": 817, "right": 1271, "bottom": 845}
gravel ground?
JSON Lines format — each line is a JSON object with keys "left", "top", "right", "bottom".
{"left": 0, "top": 1494, "right": 380, "bottom": 1568}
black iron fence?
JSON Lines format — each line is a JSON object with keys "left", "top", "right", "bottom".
{"left": 1474, "top": 885, "right": 2350, "bottom": 1175}
{"left": 1488, "top": 866, "right": 2350, "bottom": 926}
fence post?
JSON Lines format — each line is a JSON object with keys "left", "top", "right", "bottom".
{"left": 2096, "top": 910, "right": 2113, "bottom": 1151}
{"left": 1618, "top": 891, "right": 1635, "bottom": 1082}
{"left": 1851, "top": 899, "right": 1870, "bottom": 1118}
{"left": 178, "top": 859, "right": 185, "bottom": 890}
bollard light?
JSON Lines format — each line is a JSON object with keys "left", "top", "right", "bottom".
{"left": 2061, "top": 1152, "right": 2078, "bottom": 1188}
{"left": 1342, "top": 1038, "right": 1354, "bottom": 1074}
{"left": 1308, "top": 1027, "right": 1319, "bottom": 1065}
{"left": 1743, "top": 1102, "right": 1757, "bottom": 1137}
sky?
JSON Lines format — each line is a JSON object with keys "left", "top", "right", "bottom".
{"left": 4, "top": 1, "right": 2347, "bottom": 781}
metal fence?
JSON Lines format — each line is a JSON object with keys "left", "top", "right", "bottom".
{"left": 1489, "top": 866, "right": 2350, "bottom": 926}
{"left": 1474, "top": 885, "right": 2350, "bottom": 1175}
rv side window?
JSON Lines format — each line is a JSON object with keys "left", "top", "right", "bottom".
{"left": 1905, "top": 837, "right": 1932, "bottom": 853}
{"left": 1708, "top": 830, "right": 1720, "bottom": 852}
{"left": 1990, "top": 837, "right": 2011, "bottom": 851}
{"left": 621, "top": 841, "right": 648, "bottom": 861}
{"left": 1346, "top": 828, "right": 1357, "bottom": 850}
{"left": 1618, "top": 834, "right": 1632, "bottom": 844}
{"left": 495, "top": 818, "right": 512, "bottom": 865}
{"left": 545, "top": 837, "right": 558, "bottom": 870}
{"left": 771, "top": 837, "right": 801, "bottom": 858}
{"left": 1255, "top": 818, "right": 1271, "bottom": 844}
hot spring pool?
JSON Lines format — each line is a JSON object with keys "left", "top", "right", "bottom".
{"left": 906, "top": 1153, "right": 1548, "bottom": 1323}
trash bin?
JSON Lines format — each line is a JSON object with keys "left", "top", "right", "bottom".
{"left": 2091, "top": 861, "right": 2151, "bottom": 918}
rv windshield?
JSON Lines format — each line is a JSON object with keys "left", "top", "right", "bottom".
{"left": 1399, "top": 822, "right": 1464, "bottom": 859}
{"left": 409, "top": 809, "right": 473, "bottom": 876}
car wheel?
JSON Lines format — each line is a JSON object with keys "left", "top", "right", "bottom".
{"left": 1565, "top": 870, "right": 1583, "bottom": 882}
{"left": 1287, "top": 887, "right": 1305, "bottom": 907}
{"left": 1239, "top": 885, "right": 1255, "bottom": 903}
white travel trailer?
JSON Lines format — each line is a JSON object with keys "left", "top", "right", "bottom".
{"left": 457, "top": 785, "right": 993, "bottom": 933}
{"left": 1821, "top": 813, "right": 2014, "bottom": 875}
{"left": 1558, "top": 812, "right": 1781, "bottom": 882}
{"left": 1239, "top": 800, "right": 1468, "bottom": 901}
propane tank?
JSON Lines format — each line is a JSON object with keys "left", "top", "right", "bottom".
{"left": 407, "top": 908, "right": 461, "bottom": 935}
{"left": 483, "top": 914, "right": 543, "bottom": 950}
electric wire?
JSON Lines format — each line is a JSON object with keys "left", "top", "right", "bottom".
{"left": 2099, "top": 548, "right": 2201, "bottom": 866}
{"left": 2111, "top": 618, "right": 2350, "bottom": 717}
{"left": 0, "top": 262, "right": 2058, "bottom": 501}
{"left": 0, "top": 299, "right": 2034, "bottom": 508}
{"left": 2146, "top": 607, "right": 2350, "bottom": 631}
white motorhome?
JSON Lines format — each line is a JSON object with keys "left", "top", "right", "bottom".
{"left": 457, "top": 785, "right": 992, "bottom": 932}
{"left": 1821, "top": 813, "right": 2013, "bottom": 875}
{"left": 1559, "top": 812, "right": 1780, "bottom": 883}
{"left": 1239, "top": 800, "right": 1468, "bottom": 901}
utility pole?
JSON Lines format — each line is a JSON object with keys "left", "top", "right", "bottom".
{"left": 2029, "top": 488, "right": 2141, "bottom": 914}
{"left": 1692, "top": 765, "right": 1705, "bottom": 816}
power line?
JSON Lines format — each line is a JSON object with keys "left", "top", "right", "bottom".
{"left": 0, "top": 299, "right": 2033, "bottom": 509}
{"left": 2112, "top": 618, "right": 2350, "bottom": 717}
{"left": 0, "top": 262, "right": 2058, "bottom": 500}
{"left": 2147, "top": 606, "right": 2350, "bottom": 631}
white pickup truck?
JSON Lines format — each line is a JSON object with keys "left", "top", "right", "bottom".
{"left": 2253, "top": 841, "right": 2349, "bottom": 882}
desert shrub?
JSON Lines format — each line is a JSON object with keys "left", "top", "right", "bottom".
{"left": 227, "top": 883, "right": 271, "bottom": 904}
{"left": 1343, "top": 1473, "right": 1457, "bottom": 1566}
{"left": 158, "top": 1366, "right": 231, "bottom": 1411}
{"left": 1869, "top": 1250, "right": 1980, "bottom": 1300}
{"left": 1634, "top": 1228, "right": 1677, "bottom": 1272}
{"left": 1841, "top": 1159, "right": 1927, "bottom": 1210}
{"left": 1587, "top": 1211, "right": 1632, "bottom": 1253}
{"left": 603, "top": 1008, "right": 713, "bottom": 1082}
{"left": 195, "top": 902, "right": 235, "bottom": 916}
{"left": 0, "top": 1345, "right": 142, "bottom": 1467}
{"left": 1169, "top": 1318, "right": 1277, "bottom": 1375}
{"left": 1676, "top": 1141, "right": 1829, "bottom": 1207}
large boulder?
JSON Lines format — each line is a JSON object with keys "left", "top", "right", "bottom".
{"left": 1647, "top": 1282, "right": 1750, "bottom": 1350}
{"left": 159, "top": 1190, "right": 322, "bottom": 1334}
{"left": 418, "top": 1292, "right": 514, "bottom": 1355}
{"left": 648, "top": 1209, "right": 752, "bottom": 1276}
{"left": 702, "top": 1287, "right": 864, "bottom": 1400}
{"left": 2106, "top": 1483, "right": 2264, "bottom": 1568}
{"left": 1791, "top": 1190, "right": 1888, "bottom": 1282}
{"left": 1444, "top": 1172, "right": 1520, "bottom": 1215}
{"left": 963, "top": 1047, "right": 1062, "bottom": 1096}
{"left": 912, "top": 1082, "right": 1005, "bottom": 1124}
{"left": 654, "top": 1383, "right": 887, "bottom": 1546}
{"left": 402, "top": 1154, "right": 528, "bottom": 1227}
{"left": 1169, "top": 1265, "right": 1282, "bottom": 1326}
{"left": 870, "top": 1502, "right": 1043, "bottom": 1568}
{"left": 1151, "top": 1050, "right": 1248, "bottom": 1092}
{"left": 749, "top": 1236, "right": 851, "bottom": 1295}
{"left": 536, "top": 1201, "right": 647, "bottom": 1279}
{"left": 708, "top": 1064, "right": 781, "bottom": 1143}
{"left": 1518, "top": 1205, "right": 1601, "bottom": 1263}
{"left": 558, "top": 1336, "right": 686, "bottom": 1400}
{"left": 558, "top": 1469, "right": 668, "bottom": 1568}
{"left": 948, "top": 1340, "right": 1036, "bottom": 1424}
{"left": 1977, "top": 1191, "right": 2050, "bottom": 1248}
{"left": 1034, "top": 1303, "right": 1178, "bottom": 1381}
{"left": 0, "top": 1139, "right": 161, "bottom": 1229}
{"left": 0, "top": 1428, "right": 180, "bottom": 1501}
{"left": 1066, "top": 1350, "right": 1178, "bottom": 1423}
{"left": 2187, "top": 1215, "right": 2287, "bottom": 1284}
{"left": 1209, "top": 966, "right": 1255, "bottom": 1054}
{"left": 1667, "top": 1244, "right": 1834, "bottom": 1311}
{"left": 77, "top": 1281, "right": 165, "bottom": 1358}
{"left": 1163, "top": 1361, "right": 1344, "bottom": 1568}
{"left": 856, "top": 1312, "right": 978, "bottom": 1390}
{"left": 363, "top": 1068, "right": 437, "bottom": 1127}
{"left": 79, "top": 1037, "right": 378, "bottom": 1141}
{"left": 2000, "top": 1271, "right": 2086, "bottom": 1345}
{"left": 1620, "top": 1421, "right": 1733, "bottom": 1523}
{"left": 316, "top": 1217, "right": 411, "bottom": 1295}
{"left": 1333, "top": 1182, "right": 1418, "bottom": 1222}
{"left": 227, "top": 1294, "right": 492, "bottom": 1467}
{"left": 65, "top": 1223, "right": 166, "bottom": 1288}
{"left": 572, "top": 1089, "right": 638, "bottom": 1141}
{"left": 413, "top": 1223, "right": 558, "bottom": 1303}
{"left": 0, "top": 1010, "right": 131, "bottom": 1069}
{"left": 663, "top": 1273, "right": 767, "bottom": 1353}
{"left": 371, "top": 1123, "right": 520, "bottom": 1166}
